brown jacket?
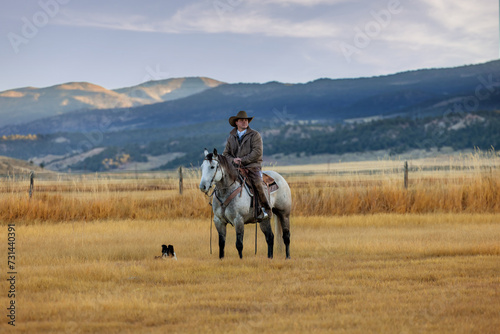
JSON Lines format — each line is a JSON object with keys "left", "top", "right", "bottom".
{"left": 223, "top": 127, "right": 263, "bottom": 168}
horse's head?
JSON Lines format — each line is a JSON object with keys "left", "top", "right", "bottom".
{"left": 199, "top": 148, "right": 222, "bottom": 193}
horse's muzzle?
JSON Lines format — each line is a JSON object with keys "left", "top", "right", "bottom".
{"left": 199, "top": 183, "right": 209, "bottom": 193}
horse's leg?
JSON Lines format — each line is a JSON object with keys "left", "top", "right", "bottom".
{"left": 215, "top": 218, "right": 226, "bottom": 259}
{"left": 275, "top": 210, "right": 291, "bottom": 259}
{"left": 282, "top": 213, "right": 291, "bottom": 259}
{"left": 235, "top": 220, "right": 244, "bottom": 259}
{"left": 259, "top": 220, "right": 274, "bottom": 259}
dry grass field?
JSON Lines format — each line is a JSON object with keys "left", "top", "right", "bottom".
{"left": 1, "top": 152, "right": 499, "bottom": 333}
{"left": 1, "top": 215, "right": 499, "bottom": 333}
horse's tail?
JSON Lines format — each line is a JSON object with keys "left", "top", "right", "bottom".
{"left": 274, "top": 213, "right": 284, "bottom": 252}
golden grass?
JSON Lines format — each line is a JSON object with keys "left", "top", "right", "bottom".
{"left": 1, "top": 214, "right": 498, "bottom": 333}
{"left": 1, "top": 168, "right": 499, "bottom": 222}
{"left": 292, "top": 172, "right": 500, "bottom": 215}
{"left": 0, "top": 190, "right": 211, "bottom": 223}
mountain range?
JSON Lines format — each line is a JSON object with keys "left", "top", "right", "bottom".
{"left": 0, "top": 60, "right": 499, "bottom": 171}
{"left": 2, "top": 59, "right": 500, "bottom": 136}
{"left": 0, "top": 77, "right": 224, "bottom": 127}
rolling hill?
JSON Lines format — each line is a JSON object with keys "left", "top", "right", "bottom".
{"left": 0, "top": 155, "right": 48, "bottom": 175}
{"left": 0, "top": 77, "right": 225, "bottom": 127}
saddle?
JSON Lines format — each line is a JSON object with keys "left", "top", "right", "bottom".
{"left": 237, "top": 168, "right": 279, "bottom": 196}
{"left": 213, "top": 167, "right": 280, "bottom": 223}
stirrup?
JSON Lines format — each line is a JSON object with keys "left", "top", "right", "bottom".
{"left": 256, "top": 208, "right": 269, "bottom": 221}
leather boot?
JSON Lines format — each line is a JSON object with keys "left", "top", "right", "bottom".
{"left": 255, "top": 182, "right": 272, "bottom": 220}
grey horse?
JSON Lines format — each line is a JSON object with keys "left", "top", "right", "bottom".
{"left": 199, "top": 149, "right": 292, "bottom": 259}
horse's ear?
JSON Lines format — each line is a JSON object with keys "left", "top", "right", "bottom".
{"left": 213, "top": 148, "right": 218, "bottom": 156}
{"left": 204, "top": 148, "right": 209, "bottom": 157}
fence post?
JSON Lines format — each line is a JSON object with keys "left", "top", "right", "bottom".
{"left": 179, "top": 166, "right": 183, "bottom": 195}
{"left": 29, "top": 170, "right": 35, "bottom": 198}
{"left": 404, "top": 161, "right": 408, "bottom": 189}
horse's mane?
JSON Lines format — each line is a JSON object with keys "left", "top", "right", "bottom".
{"left": 216, "top": 154, "right": 239, "bottom": 182}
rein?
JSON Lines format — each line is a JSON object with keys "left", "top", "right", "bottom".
{"left": 203, "top": 156, "right": 240, "bottom": 254}
{"left": 203, "top": 159, "right": 219, "bottom": 255}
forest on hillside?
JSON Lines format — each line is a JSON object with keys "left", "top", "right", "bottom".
{"left": 1, "top": 111, "right": 498, "bottom": 172}
{"left": 157, "top": 110, "right": 500, "bottom": 170}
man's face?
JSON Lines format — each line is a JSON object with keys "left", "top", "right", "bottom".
{"left": 235, "top": 118, "right": 249, "bottom": 131}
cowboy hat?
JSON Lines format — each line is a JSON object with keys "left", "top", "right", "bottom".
{"left": 229, "top": 110, "right": 254, "bottom": 127}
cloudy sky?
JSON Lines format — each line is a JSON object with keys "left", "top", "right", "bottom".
{"left": 0, "top": 0, "right": 498, "bottom": 91}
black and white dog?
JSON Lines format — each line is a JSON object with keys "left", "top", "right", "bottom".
{"left": 155, "top": 244, "right": 177, "bottom": 260}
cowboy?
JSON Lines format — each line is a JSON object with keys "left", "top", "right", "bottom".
{"left": 223, "top": 110, "right": 272, "bottom": 220}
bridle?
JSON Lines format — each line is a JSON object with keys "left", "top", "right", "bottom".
{"left": 204, "top": 155, "right": 240, "bottom": 194}
{"left": 203, "top": 157, "right": 221, "bottom": 196}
